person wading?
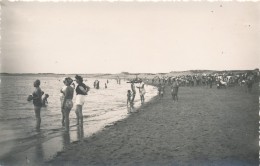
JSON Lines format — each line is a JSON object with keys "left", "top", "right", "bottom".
{"left": 32, "top": 79, "right": 44, "bottom": 130}
{"left": 74, "top": 75, "right": 90, "bottom": 125}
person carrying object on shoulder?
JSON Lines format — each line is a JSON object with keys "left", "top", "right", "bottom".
{"left": 137, "top": 80, "right": 146, "bottom": 104}
{"left": 74, "top": 75, "right": 90, "bottom": 125}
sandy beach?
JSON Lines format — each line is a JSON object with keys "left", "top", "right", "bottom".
{"left": 48, "top": 83, "right": 259, "bottom": 166}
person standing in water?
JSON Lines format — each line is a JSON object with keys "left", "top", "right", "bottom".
{"left": 96, "top": 80, "right": 100, "bottom": 89}
{"left": 137, "top": 80, "right": 146, "bottom": 104}
{"left": 75, "top": 75, "right": 90, "bottom": 125}
{"left": 61, "top": 77, "right": 74, "bottom": 131}
{"left": 127, "top": 90, "right": 132, "bottom": 106}
{"left": 32, "top": 79, "right": 44, "bottom": 130}
{"left": 42, "top": 94, "right": 49, "bottom": 107}
{"left": 131, "top": 81, "right": 136, "bottom": 104}
{"left": 60, "top": 78, "right": 67, "bottom": 126}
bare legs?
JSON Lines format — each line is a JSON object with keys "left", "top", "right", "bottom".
{"left": 61, "top": 108, "right": 65, "bottom": 126}
{"left": 77, "top": 125, "right": 84, "bottom": 140}
{"left": 75, "top": 105, "right": 83, "bottom": 125}
{"left": 140, "top": 95, "right": 145, "bottom": 104}
{"left": 64, "top": 108, "right": 71, "bottom": 131}
{"left": 34, "top": 106, "right": 41, "bottom": 130}
{"left": 172, "top": 93, "right": 178, "bottom": 102}
{"left": 131, "top": 92, "right": 136, "bottom": 103}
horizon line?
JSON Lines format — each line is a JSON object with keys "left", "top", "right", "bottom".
{"left": 0, "top": 69, "right": 258, "bottom": 75}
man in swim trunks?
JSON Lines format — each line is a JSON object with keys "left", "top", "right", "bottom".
{"left": 137, "top": 80, "right": 146, "bottom": 104}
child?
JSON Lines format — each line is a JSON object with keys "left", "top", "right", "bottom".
{"left": 127, "top": 90, "right": 132, "bottom": 106}
{"left": 42, "top": 94, "right": 49, "bottom": 107}
{"left": 27, "top": 95, "right": 33, "bottom": 101}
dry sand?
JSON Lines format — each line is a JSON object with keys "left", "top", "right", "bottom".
{"left": 48, "top": 84, "right": 258, "bottom": 166}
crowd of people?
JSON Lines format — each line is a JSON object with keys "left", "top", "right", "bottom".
{"left": 27, "top": 70, "right": 258, "bottom": 131}
{"left": 151, "top": 70, "right": 259, "bottom": 93}
{"left": 28, "top": 75, "right": 148, "bottom": 131}
{"left": 154, "top": 78, "right": 180, "bottom": 102}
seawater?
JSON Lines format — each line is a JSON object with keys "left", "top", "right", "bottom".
{"left": 0, "top": 75, "right": 157, "bottom": 165}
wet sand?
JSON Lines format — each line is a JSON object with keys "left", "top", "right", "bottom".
{"left": 49, "top": 84, "right": 258, "bottom": 166}
{"left": 0, "top": 111, "right": 129, "bottom": 166}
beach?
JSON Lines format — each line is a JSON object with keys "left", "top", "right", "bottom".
{"left": 49, "top": 83, "right": 259, "bottom": 166}
{"left": 0, "top": 76, "right": 157, "bottom": 165}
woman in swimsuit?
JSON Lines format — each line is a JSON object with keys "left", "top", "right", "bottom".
{"left": 62, "top": 77, "right": 74, "bottom": 131}
{"left": 32, "top": 79, "right": 43, "bottom": 130}
{"left": 75, "top": 75, "right": 90, "bottom": 125}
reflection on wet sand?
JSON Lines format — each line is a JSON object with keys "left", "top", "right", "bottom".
{"left": 30, "top": 133, "right": 45, "bottom": 164}
{"left": 60, "top": 125, "right": 84, "bottom": 150}
{"left": 1, "top": 132, "right": 46, "bottom": 165}
{"left": 127, "top": 104, "right": 137, "bottom": 113}
{"left": 77, "top": 125, "right": 84, "bottom": 141}
{"left": 62, "top": 131, "right": 71, "bottom": 149}
{"left": 0, "top": 105, "right": 145, "bottom": 166}
{"left": 0, "top": 99, "right": 152, "bottom": 166}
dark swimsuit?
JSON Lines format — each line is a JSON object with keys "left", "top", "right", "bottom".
{"left": 76, "top": 83, "right": 87, "bottom": 95}
{"left": 33, "top": 88, "right": 42, "bottom": 107}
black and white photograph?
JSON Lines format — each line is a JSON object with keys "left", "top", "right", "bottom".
{"left": 0, "top": 1, "right": 259, "bottom": 165}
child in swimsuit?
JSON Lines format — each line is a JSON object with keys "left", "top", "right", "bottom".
{"left": 127, "top": 90, "right": 132, "bottom": 106}
{"left": 42, "top": 94, "right": 49, "bottom": 107}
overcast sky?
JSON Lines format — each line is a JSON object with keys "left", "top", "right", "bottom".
{"left": 1, "top": 1, "right": 259, "bottom": 74}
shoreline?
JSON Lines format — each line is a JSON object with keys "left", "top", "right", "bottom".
{"left": 48, "top": 83, "right": 259, "bottom": 166}
{"left": 0, "top": 81, "right": 158, "bottom": 166}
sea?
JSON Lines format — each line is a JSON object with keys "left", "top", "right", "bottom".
{"left": 0, "top": 75, "right": 157, "bottom": 165}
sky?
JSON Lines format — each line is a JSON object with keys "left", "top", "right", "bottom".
{"left": 1, "top": 1, "right": 260, "bottom": 74}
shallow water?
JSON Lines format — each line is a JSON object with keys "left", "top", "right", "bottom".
{"left": 0, "top": 75, "right": 157, "bottom": 165}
